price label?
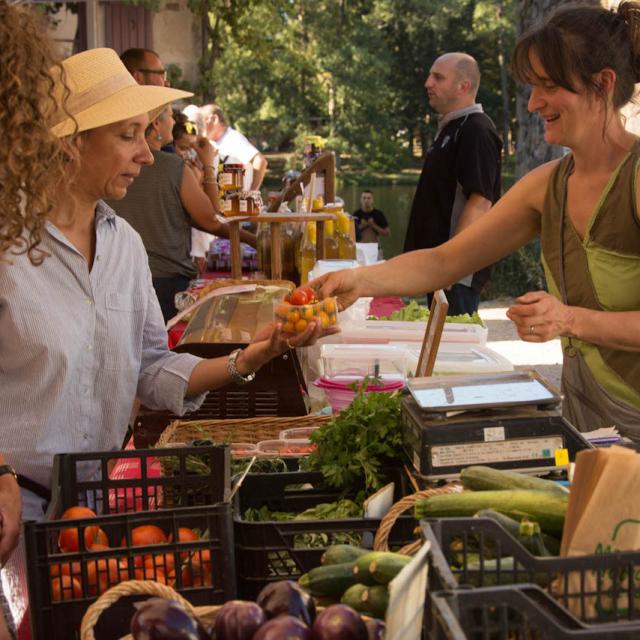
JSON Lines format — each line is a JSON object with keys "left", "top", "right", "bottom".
{"left": 554, "top": 448, "right": 569, "bottom": 466}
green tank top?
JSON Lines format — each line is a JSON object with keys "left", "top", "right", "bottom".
{"left": 541, "top": 150, "right": 640, "bottom": 410}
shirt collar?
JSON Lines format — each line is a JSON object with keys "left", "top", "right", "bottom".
{"left": 96, "top": 200, "right": 118, "bottom": 227}
{"left": 437, "top": 103, "right": 484, "bottom": 134}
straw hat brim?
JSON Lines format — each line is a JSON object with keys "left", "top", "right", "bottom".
{"left": 52, "top": 85, "right": 193, "bottom": 138}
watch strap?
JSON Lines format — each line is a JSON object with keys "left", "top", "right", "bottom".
{"left": 0, "top": 465, "right": 17, "bottom": 481}
{"left": 227, "top": 348, "right": 256, "bottom": 385}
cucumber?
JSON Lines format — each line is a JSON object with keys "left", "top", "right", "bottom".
{"left": 341, "top": 584, "right": 389, "bottom": 619}
{"left": 415, "top": 490, "right": 568, "bottom": 537}
{"left": 475, "top": 509, "right": 561, "bottom": 556}
{"left": 304, "top": 561, "right": 359, "bottom": 598}
{"left": 321, "top": 544, "right": 370, "bottom": 566}
{"left": 368, "top": 552, "right": 411, "bottom": 585}
{"left": 352, "top": 553, "right": 382, "bottom": 586}
{"left": 461, "top": 466, "right": 568, "bottom": 496}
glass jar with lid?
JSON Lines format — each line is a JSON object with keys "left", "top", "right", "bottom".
{"left": 218, "top": 163, "right": 245, "bottom": 191}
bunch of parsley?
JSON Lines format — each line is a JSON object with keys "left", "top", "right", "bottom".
{"left": 304, "top": 382, "right": 405, "bottom": 492}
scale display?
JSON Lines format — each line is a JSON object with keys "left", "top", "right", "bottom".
{"left": 408, "top": 372, "right": 560, "bottom": 413}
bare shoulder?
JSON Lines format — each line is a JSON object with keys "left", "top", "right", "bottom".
{"left": 501, "top": 157, "right": 562, "bottom": 214}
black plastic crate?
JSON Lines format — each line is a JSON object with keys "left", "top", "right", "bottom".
{"left": 47, "top": 446, "right": 230, "bottom": 516}
{"left": 423, "top": 517, "right": 640, "bottom": 625}
{"left": 431, "top": 585, "right": 640, "bottom": 639}
{"left": 233, "top": 469, "right": 417, "bottom": 598}
{"left": 25, "top": 447, "right": 233, "bottom": 640}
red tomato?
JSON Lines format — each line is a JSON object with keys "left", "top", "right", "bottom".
{"left": 50, "top": 575, "right": 82, "bottom": 602}
{"left": 289, "top": 289, "right": 310, "bottom": 306}
{"left": 300, "top": 286, "right": 318, "bottom": 303}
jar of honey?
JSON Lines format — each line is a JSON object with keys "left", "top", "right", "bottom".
{"left": 218, "top": 163, "right": 245, "bottom": 191}
{"left": 222, "top": 191, "right": 264, "bottom": 216}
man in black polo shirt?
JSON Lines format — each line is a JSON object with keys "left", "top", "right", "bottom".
{"left": 404, "top": 52, "right": 502, "bottom": 314}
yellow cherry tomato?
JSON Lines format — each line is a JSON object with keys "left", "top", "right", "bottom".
{"left": 318, "top": 311, "right": 330, "bottom": 329}
{"left": 283, "top": 322, "right": 295, "bottom": 334}
{"left": 287, "top": 310, "right": 301, "bottom": 324}
{"left": 302, "top": 306, "right": 315, "bottom": 321}
{"left": 275, "top": 303, "right": 291, "bottom": 319}
{"left": 294, "top": 318, "right": 308, "bottom": 333}
{"left": 322, "top": 298, "right": 337, "bottom": 314}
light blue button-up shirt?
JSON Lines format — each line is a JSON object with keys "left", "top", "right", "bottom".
{"left": 0, "top": 201, "right": 205, "bottom": 490}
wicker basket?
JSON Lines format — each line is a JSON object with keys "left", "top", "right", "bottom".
{"left": 157, "top": 415, "right": 332, "bottom": 448}
{"left": 80, "top": 580, "right": 219, "bottom": 640}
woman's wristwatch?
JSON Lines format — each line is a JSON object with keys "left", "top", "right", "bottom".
{"left": 227, "top": 348, "right": 256, "bottom": 385}
{"left": 0, "top": 465, "right": 17, "bottom": 481}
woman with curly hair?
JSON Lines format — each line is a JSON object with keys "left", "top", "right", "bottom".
{"left": 0, "top": 2, "right": 70, "bottom": 637}
{"left": 0, "top": 0, "right": 68, "bottom": 267}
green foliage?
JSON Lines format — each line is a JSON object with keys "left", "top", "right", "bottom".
{"left": 304, "top": 382, "right": 404, "bottom": 492}
{"left": 186, "top": 0, "right": 516, "bottom": 174}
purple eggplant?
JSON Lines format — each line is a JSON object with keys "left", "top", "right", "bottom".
{"left": 130, "top": 597, "right": 210, "bottom": 640}
{"left": 256, "top": 580, "right": 316, "bottom": 626}
{"left": 364, "top": 618, "right": 386, "bottom": 640}
{"left": 311, "top": 605, "right": 368, "bottom": 640}
{"left": 251, "top": 615, "right": 311, "bottom": 640}
{"left": 213, "top": 600, "right": 266, "bottom": 640}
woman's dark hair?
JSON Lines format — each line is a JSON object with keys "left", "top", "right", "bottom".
{"left": 172, "top": 111, "right": 198, "bottom": 141}
{"left": 512, "top": 1, "right": 640, "bottom": 109}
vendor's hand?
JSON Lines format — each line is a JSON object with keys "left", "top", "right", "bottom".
{"left": 0, "top": 474, "right": 21, "bottom": 566}
{"left": 310, "top": 269, "right": 361, "bottom": 312}
{"left": 195, "top": 136, "right": 217, "bottom": 166}
{"left": 506, "top": 291, "right": 574, "bottom": 342}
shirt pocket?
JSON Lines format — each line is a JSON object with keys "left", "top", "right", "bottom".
{"left": 104, "top": 291, "right": 145, "bottom": 371}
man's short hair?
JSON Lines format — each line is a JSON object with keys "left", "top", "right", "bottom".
{"left": 120, "top": 48, "right": 160, "bottom": 73}
{"left": 361, "top": 190, "right": 373, "bottom": 195}
{"left": 454, "top": 55, "right": 481, "bottom": 94}
{"left": 201, "top": 103, "right": 228, "bottom": 127}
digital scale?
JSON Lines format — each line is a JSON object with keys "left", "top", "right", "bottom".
{"left": 402, "top": 371, "right": 593, "bottom": 480}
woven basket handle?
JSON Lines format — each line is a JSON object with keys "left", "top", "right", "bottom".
{"left": 79, "top": 580, "right": 196, "bottom": 640}
{"left": 373, "top": 484, "right": 462, "bottom": 555}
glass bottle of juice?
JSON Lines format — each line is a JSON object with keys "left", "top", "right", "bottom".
{"left": 336, "top": 212, "right": 356, "bottom": 259}
{"left": 256, "top": 223, "right": 271, "bottom": 278}
{"left": 299, "top": 222, "right": 317, "bottom": 285}
{"left": 323, "top": 219, "right": 340, "bottom": 259}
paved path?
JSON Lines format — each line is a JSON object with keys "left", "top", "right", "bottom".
{"left": 479, "top": 298, "right": 563, "bottom": 389}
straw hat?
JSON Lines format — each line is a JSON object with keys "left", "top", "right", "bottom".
{"left": 50, "top": 48, "right": 193, "bottom": 138}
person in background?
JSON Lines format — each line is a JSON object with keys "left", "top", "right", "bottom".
{"left": 0, "top": 1, "right": 70, "bottom": 635}
{"left": 314, "top": 2, "right": 640, "bottom": 438}
{"left": 173, "top": 113, "right": 216, "bottom": 277}
{"left": 351, "top": 190, "right": 390, "bottom": 245}
{"left": 1, "top": 47, "right": 334, "bottom": 637}
{"left": 120, "top": 47, "right": 169, "bottom": 87}
{"left": 111, "top": 106, "right": 255, "bottom": 322}
{"left": 404, "top": 52, "right": 502, "bottom": 315}
{"left": 201, "top": 104, "right": 267, "bottom": 191}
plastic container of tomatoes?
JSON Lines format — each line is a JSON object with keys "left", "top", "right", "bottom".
{"left": 255, "top": 439, "right": 316, "bottom": 458}
{"left": 273, "top": 286, "right": 339, "bottom": 334}
{"left": 24, "top": 446, "right": 235, "bottom": 640}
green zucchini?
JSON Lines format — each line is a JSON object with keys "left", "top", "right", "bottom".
{"left": 342, "top": 584, "right": 389, "bottom": 619}
{"left": 341, "top": 583, "right": 369, "bottom": 609}
{"left": 368, "top": 552, "right": 411, "bottom": 584}
{"left": 304, "top": 561, "right": 359, "bottom": 597}
{"left": 415, "top": 490, "right": 567, "bottom": 537}
{"left": 474, "top": 509, "right": 561, "bottom": 556}
{"left": 352, "top": 553, "right": 380, "bottom": 585}
{"left": 321, "top": 544, "right": 370, "bottom": 566}
{"left": 461, "top": 466, "right": 568, "bottom": 496}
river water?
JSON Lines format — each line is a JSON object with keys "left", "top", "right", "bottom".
{"left": 339, "top": 183, "right": 416, "bottom": 259}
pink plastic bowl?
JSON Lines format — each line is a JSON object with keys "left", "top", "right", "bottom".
{"left": 313, "top": 377, "right": 404, "bottom": 413}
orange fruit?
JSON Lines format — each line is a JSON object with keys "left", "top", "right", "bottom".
{"left": 58, "top": 507, "right": 108, "bottom": 553}
{"left": 122, "top": 524, "right": 167, "bottom": 547}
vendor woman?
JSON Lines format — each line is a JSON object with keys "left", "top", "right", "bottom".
{"left": 314, "top": 2, "right": 640, "bottom": 438}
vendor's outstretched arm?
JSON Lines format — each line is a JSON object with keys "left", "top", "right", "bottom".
{"left": 314, "top": 163, "right": 551, "bottom": 309}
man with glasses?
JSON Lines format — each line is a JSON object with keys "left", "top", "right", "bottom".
{"left": 121, "top": 47, "right": 168, "bottom": 87}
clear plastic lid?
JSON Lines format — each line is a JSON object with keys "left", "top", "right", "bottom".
{"left": 278, "top": 426, "right": 321, "bottom": 440}
{"left": 256, "top": 439, "right": 317, "bottom": 457}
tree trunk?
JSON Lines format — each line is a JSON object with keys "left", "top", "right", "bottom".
{"left": 515, "top": 0, "right": 602, "bottom": 178}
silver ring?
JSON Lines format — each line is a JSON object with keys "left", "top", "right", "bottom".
{"left": 286, "top": 338, "right": 294, "bottom": 349}
{"left": 529, "top": 325, "right": 535, "bottom": 336}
